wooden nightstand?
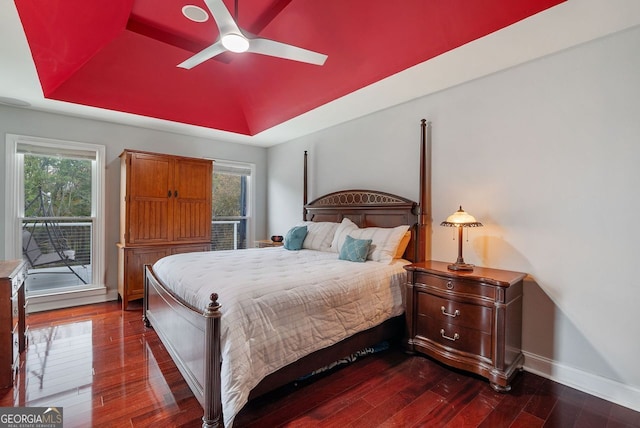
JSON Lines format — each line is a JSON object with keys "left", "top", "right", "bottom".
{"left": 255, "top": 240, "right": 284, "bottom": 248}
{"left": 404, "top": 260, "right": 525, "bottom": 392}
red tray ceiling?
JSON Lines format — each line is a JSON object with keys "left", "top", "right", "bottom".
{"left": 15, "top": 0, "right": 564, "bottom": 136}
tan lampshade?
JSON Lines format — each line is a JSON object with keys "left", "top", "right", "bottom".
{"left": 440, "top": 206, "right": 483, "bottom": 227}
{"left": 440, "top": 206, "right": 483, "bottom": 271}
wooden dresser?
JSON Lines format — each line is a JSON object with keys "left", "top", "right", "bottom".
{"left": 118, "top": 150, "right": 213, "bottom": 309}
{"left": 404, "top": 260, "right": 525, "bottom": 392}
{"left": 0, "top": 259, "right": 27, "bottom": 388}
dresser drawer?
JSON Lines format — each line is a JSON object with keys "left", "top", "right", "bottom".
{"left": 414, "top": 272, "right": 496, "bottom": 301}
{"left": 417, "top": 292, "right": 493, "bottom": 334}
{"left": 416, "top": 316, "right": 492, "bottom": 359}
{"left": 12, "top": 294, "right": 20, "bottom": 326}
{"left": 12, "top": 328, "right": 20, "bottom": 372}
{"left": 11, "top": 264, "right": 26, "bottom": 295}
{"left": 12, "top": 294, "right": 20, "bottom": 352}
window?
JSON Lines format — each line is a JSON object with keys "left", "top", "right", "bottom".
{"left": 5, "top": 135, "right": 105, "bottom": 301}
{"left": 211, "top": 160, "right": 253, "bottom": 251}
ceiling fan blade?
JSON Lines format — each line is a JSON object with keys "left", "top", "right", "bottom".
{"left": 178, "top": 1, "right": 327, "bottom": 68}
{"left": 177, "top": 42, "right": 226, "bottom": 69}
{"left": 204, "top": 0, "right": 241, "bottom": 35}
{"left": 247, "top": 37, "right": 327, "bottom": 66}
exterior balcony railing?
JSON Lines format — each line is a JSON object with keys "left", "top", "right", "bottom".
{"left": 19, "top": 219, "right": 248, "bottom": 294}
{"left": 210, "top": 219, "right": 247, "bottom": 251}
{"left": 21, "top": 219, "right": 93, "bottom": 293}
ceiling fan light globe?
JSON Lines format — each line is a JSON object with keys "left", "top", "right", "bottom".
{"left": 221, "top": 34, "right": 249, "bottom": 53}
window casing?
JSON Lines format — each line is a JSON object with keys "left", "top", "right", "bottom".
{"left": 211, "top": 160, "right": 254, "bottom": 250}
{"left": 4, "top": 134, "right": 106, "bottom": 295}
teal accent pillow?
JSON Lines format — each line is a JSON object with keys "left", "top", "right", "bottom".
{"left": 339, "top": 235, "right": 372, "bottom": 263}
{"left": 283, "top": 225, "right": 308, "bottom": 250}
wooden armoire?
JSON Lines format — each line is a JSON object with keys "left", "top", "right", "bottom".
{"left": 118, "top": 150, "right": 212, "bottom": 309}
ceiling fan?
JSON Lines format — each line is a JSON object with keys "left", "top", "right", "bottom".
{"left": 178, "top": 0, "right": 328, "bottom": 69}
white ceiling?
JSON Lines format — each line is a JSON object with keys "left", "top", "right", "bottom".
{"left": 1, "top": 0, "right": 639, "bottom": 147}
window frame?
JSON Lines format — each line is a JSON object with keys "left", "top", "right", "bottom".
{"left": 4, "top": 134, "right": 106, "bottom": 291}
{"left": 211, "top": 159, "right": 255, "bottom": 250}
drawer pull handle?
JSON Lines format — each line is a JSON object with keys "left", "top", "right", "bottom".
{"left": 440, "top": 329, "right": 460, "bottom": 341}
{"left": 446, "top": 280, "right": 453, "bottom": 290}
{"left": 441, "top": 306, "right": 460, "bottom": 318}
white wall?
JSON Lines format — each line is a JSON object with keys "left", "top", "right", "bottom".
{"left": 268, "top": 26, "right": 640, "bottom": 409}
{"left": 0, "top": 108, "right": 268, "bottom": 298}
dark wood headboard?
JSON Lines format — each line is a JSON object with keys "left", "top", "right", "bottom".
{"left": 301, "top": 120, "right": 431, "bottom": 263}
{"left": 305, "top": 189, "right": 419, "bottom": 262}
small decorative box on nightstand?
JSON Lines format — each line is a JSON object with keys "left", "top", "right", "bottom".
{"left": 404, "top": 260, "right": 525, "bottom": 392}
{"left": 255, "top": 240, "right": 284, "bottom": 248}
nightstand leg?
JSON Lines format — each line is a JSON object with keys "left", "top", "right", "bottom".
{"left": 490, "top": 382, "right": 511, "bottom": 393}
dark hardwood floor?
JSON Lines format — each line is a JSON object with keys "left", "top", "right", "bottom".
{"left": 1, "top": 301, "right": 639, "bottom": 427}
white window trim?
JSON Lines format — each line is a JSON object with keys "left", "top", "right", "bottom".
{"left": 5, "top": 134, "right": 106, "bottom": 293}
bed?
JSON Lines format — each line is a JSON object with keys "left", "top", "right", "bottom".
{"left": 143, "top": 120, "right": 432, "bottom": 427}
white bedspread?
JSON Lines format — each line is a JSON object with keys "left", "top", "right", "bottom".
{"left": 152, "top": 247, "right": 407, "bottom": 427}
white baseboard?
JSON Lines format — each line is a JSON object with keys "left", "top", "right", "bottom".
{"left": 523, "top": 351, "right": 640, "bottom": 412}
{"left": 27, "top": 285, "right": 119, "bottom": 313}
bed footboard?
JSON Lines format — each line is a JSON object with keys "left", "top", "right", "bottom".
{"left": 144, "top": 264, "right": 223, "bottom": 428}
{"left": 144, "top": 263, "right": 404, "bottom": 428}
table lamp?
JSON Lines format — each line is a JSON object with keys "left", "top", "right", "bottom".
{"left": 440, "top": 206, "right": 483, "bottom": 271}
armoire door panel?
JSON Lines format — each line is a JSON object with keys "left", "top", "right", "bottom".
{"left": 175, "top": 200, "right": 210, "bottom": 241}
{"left": 130, "top": 153, "right": 173, "bottom": 198}
{"left": 131, "top": 199, "right": 171, "bottom": 243}
{"left": 174, "top": 159, "right": 212, "bottom": 199}
{"left": 173, "top": 158, "right": 212, "bottom": 242}
{"left": 125, "top": 247, "right": 170, "bottom": 298}
{"left": 128, "top": 152, "right": 174, "bottom": 244}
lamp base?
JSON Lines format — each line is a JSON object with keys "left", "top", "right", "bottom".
{"left": 447, "top": 262, "right": 475, "bottom": 271}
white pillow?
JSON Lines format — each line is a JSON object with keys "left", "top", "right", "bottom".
{"left": 349, "top": 224, "right": 410, "bottom": 264}
{"left": 331, "top": 218, "right": 410, "bottom": 264}
{"left": 331, "top": 218, "right": 358, "bottom": 253}
{"left": 297, "top": 221, "right": 339, "bottom": 252}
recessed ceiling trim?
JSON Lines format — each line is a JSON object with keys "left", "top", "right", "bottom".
{"left": 0, "top": 96, "right": 31, "bottom": 107}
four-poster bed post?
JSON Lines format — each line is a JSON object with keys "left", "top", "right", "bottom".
{"left": 303, "top": 150, "right": 308, "bottom": 221}
{"left": 417, "top": 119, "right": 431, "bottom": 263}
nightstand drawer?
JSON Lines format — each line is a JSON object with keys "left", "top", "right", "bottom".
{"left": 416, "top": 316, "right": 492, "bottom": 359}
{"left": 417, "top": 293, "right": 493, "bottom": 334}
{"left": 414, "top": 272, "right": 496, "bottom": 301}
